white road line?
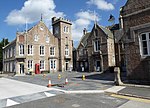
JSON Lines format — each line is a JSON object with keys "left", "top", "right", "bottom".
{"left": 6, "top": 99, "right": 19, "bottom": 107}
{"left": 105, "top": 86, "right": 126, "bottom": 93}
{"left": 44, "top": 92, "right": 56, "bottom": 97}
{"left": 65, "top": 90, "right": 104, "bottom": 94}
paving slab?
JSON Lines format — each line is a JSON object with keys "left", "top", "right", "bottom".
{"left": 118, "top": 86, "right": 150, "bottom": 99}
{"left": 0, "top": 78, "right": 54, "bottom": 99}
{"left": 117, "top": 100, "right": 150, "bottom": 108}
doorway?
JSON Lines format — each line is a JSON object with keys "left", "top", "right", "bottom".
{"left": 20, "top": 64, "right": 24, "bottom": 74}
{"left": 96, "top": 61, "right": 100, "bottom": 72}
{"left": 65, "top": 61, "right": 69, "bottom": 71}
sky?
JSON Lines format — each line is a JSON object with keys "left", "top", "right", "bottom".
{"left": 0, "top": 0, "right": 127, "bottom": 47}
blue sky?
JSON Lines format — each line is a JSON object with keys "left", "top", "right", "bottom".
{"left": 0, "top": 0, "right": 127, "bottom": 47}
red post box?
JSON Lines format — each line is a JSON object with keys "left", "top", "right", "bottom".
{"left": 35, "top": 63, "right": 40, "bottom": 74}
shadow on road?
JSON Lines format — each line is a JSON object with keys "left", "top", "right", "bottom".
{"left": 75, "top": 72, "right": 127, "bottom": 82}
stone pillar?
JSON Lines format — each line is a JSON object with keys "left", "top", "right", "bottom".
{"left": 114, "top": 67, "right": 123, "bottom": 86}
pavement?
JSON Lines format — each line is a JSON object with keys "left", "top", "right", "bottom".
{"left": 0, "top": 71, "right": 150, "bottom": 108}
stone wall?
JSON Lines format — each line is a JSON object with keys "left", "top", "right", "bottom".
{"left": 121, "top": 0, "right": 150, "bottom": 80}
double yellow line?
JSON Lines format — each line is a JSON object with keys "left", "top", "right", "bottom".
{"left": 111, "top": 94, "right": 150, "bottom": 103}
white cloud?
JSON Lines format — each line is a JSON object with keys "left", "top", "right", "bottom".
{"left": 5, "top": 0, "right": 65, "bottom": 25}
{"left": 72, "top": 11, "right": 100, "bottom": 41}
{"left": 87, "top": 0, "right": 114, "bottom": 10}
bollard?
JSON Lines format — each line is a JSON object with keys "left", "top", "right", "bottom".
{"left": 82, "top": 75, "right": 85, "bottom": 80}
{"left": 43, "top": 74, "right": 46, "bottom": 78}
{"left": 114, "top": 67, "right": 123, "bottom": 86}
{"left": 58, "top": 74, "right": 61, "bottom": 79}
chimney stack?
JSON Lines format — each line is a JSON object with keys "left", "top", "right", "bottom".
{"left": 83, "top": 28, "right": 87, "bottom": 35}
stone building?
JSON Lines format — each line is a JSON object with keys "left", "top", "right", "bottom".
{"left": 120, "top": 0, "right": 150, "bottom": 80}
{"left": 76, "top": 23, "right": 116, "bottom": 72}
{"left": 76, "top": 28, "right": 90, "bottom": 72}
{"left": 3, "top": 17, "right": 73, "bottom": 74}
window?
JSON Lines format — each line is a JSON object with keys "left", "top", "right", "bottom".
{"left": 28, "top": 45, "right": 33, "bottom": 55}
{"left": 65, "top": 45, "right": 69, "bottom": 56}
{"left": 140, "top": 32, "right": 150, "bottom": 56}
{"left": 14, "top": 47, "right": 16, "bottom": 57}
{"left": 50, "top": 59, "right": 56, "bottom": 70}
{"left": 64, "top": 26, "right": 69, "bottom": 33}
{"left": 5, "top": 50, "right": 7, "bottom": 59}
{"left": 46, "top": 36, "right": 49, "bottom": 43}
{"left": 95, "top": 29, "right": 98, "bottom": 37}
{"left": 79, "top": 49, "right": 84, "bottom": 56}
{"left": 40, "top": 60, "right": 45, "bottom": 70}
{"left": 10, "top": 48, "right": 12, "bottom": 57}
{"left": 94, "top": 40, "right": 100, "bottom": 52}
{"left": 7, "top": 50, "right": 9, "bottom": 58}
{"left": 28, "top": 60, "right": 33, "bottom": 69}
{"left": 19, "top": 44, "right": 24, "bottom": 55}
{"left": 40, "top": 26, "right": 44, "bottom": 31}
{"left": 50, "top": 47, "right": 55, "bottom": 56}
{"left": 34, "top": 35, "right": 38, "bottom": 41}
{"left": 66, "top": 27, "right": 69, "bottom": 32}
{"left": 9, "top": 49, "right": 11, "bottom": 58}
{"left": 40, "top": 46, "right": 44, "bottom": 55}
{"left": 54, "top": 26, "right": 59, "bottom": 34}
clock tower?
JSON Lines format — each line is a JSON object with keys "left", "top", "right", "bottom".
{"left": 52, "top": 17, "right": 73, "bottom": 72}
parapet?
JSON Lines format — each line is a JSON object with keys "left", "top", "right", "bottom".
{"left": 52, "top": 17, "right": 72, "bottom": 25}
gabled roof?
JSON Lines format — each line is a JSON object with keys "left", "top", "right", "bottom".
{"left": 95, "top": 23, "right": 113, "bottom": 39}
{"left": 77, "top": 32, "right": 90, "bottom": 49}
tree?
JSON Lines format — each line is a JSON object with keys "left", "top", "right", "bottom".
{"left": 0, "top": 38, "right": 9, "bottom": 71}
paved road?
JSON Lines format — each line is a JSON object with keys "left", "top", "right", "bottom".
{"left": 7, "top": 72, "right": 114, "bottom": 91}
{"left": 7, "top": 94, "right": 128, "bottom": 108}
{"left": 1, "top": 72, "right": 150, "bottom": 108}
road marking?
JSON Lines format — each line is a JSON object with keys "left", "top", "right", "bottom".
{"left": 65, "top": 90, "right": 104, "bottom": 94}
{"left": 6, "top": 99, "right": 19, "bottom": 106}
{"left": 111, "top": 94, "right": 150, "bottom": 103}
{"left": 105, "top": 86, "right": 126, "bottom": 93}
{"left": 44, "top": 92, "right": 56, "bottom": 97}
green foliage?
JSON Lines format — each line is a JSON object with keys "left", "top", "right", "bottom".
{"left": 0, "top": 38, "right": 9, "bottom": 71}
